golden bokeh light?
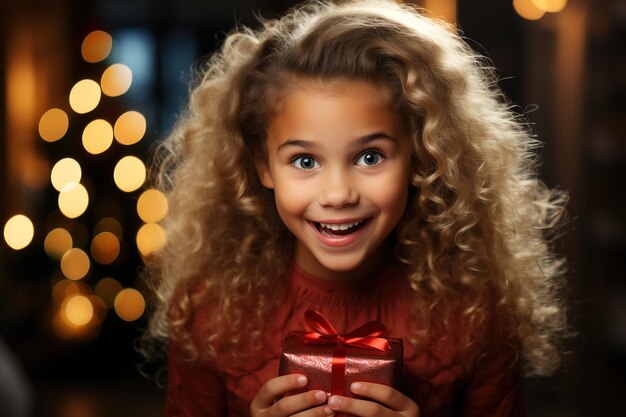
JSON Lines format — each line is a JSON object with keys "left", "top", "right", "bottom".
{"left": 94, "top": 217, "right": 123, "bottom": 238}
{"left": 137, "top": 189, "right": 168, "bottom": 223}
{"left": 60, "top": 248, "right": 91, "bottom": 280}
{"left": 113, "top": 156, "right": 146, "bottom": 192}
{"left": 95, "top": 277, "right": 123, "bottom": 308}
{"left": 44, "top": 228, "right": 73, "bottom": 259}
{"left": 82, "top": 119, "right": 113, "bottom": 155}
{"left": 64, "top": 294, "right": 94, "bottom": 326}
{"left": 81, "top": 30, "right": 113, "bottom": 63}
{"left": 513, "top": 0, "right": 546, "bottom": 20}
{"left": 38, "top": 108, "right": 69, "bottom": 142}
{"left": 531, "top": 0, "right": 567, "bottom": 13}
{"left": 69, "top": 79, "right": 101, "bottom": 114}
{"left": 51, "top": 158, "right": 82, "bottom": 192}
{"left": 64, "top": 281, "right": 92, "bottom": 297}
{"left": 114, "top": 111, "right": 146, "bottom": 145}
{"left": 52, "top": 279, "right": 73, "bottom": 306}
{"left": 3, "top": 214, "right": 35, "bottom": 250}
{"left": 136, "top": 223, "right": 166, "bottom": 256}
{"left": 114, "top": 288, "right": 145, "bottom": 321}
{"left": 88, "top": 295, "right": 108, "bottom": 325}
{"left": 91, "top": 232, "right": 120, "bottom": 265}
{"left": 101, "top": 64, "right": 132, "bottom": 97}
{"left": 58, "top": 183, "right": 89, "bottom": 219}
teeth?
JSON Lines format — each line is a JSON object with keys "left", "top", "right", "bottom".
{"left": 319, "top": 220, "right": 364, "bottom": 231}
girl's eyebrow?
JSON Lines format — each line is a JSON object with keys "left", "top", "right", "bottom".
{"left": 276, "top": 132, "right": 398, "bottom": 152}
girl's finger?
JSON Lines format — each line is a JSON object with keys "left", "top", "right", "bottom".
{"left": 326, "top": 395, "right": 391, "bottom": 417}
{"left": 252, "top": 374, "right": 308, "bottom": 408}
{"left": 350, "top": 382, "right": 418, "bottom": 414}
{"left": 270, "top": 390, "right": 329, "bottom": 417}
{"left": 291, "top": 404, "right": 335, "bottom": 417}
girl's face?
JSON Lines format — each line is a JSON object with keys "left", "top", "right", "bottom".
{"left": 257, "top": 79, "right": 411, "bottom": 281}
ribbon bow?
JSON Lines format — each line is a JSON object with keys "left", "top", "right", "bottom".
{"left": 302, "top": 310, "right": 391, "bottom": 397}
{"left": 303, "top": 310, "right": 391, "bottom": 352}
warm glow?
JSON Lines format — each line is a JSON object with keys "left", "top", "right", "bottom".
{"left": 88, "top": 295, "right": 108, "bottom": 324}
{"left": 65, "top": 294, "right": 94, "bottom": 326}
{"left": 69, "top": 79, "right": 101, "bottom": 114}
{"left": 64, "top": 281, "right": 92, "bottom": 297}
{"left": 423, "top": 0, "right": 457, "bottom": 24}
{"left": 58, "top": 182, "right": 89, "bottom": 218}
{"left": 51, "top": 158, "right": 82, "bottom": 192}
{"left": 52, "top": 279, "right": 73, "bottom": 306}
{"left": 513, "top": 0, "right": 546, "bottom": 20}
{"left": 136, "top": 223, "right": 166, "bottom": 256}
{"left": 60, "top": 248, "right": 91, "bottom": 280}
{"left": 95, "top": 277, "right": 123, "bottom": 308}
{"left": 82, "top": 119, "right": 113, "bottom": 155}
{"left": 101, "top": 64, "right": 132, "bottom": 97}
{"left": 137, "top": 189, "right": 168, "bottom": 223}
{"left": 113, "top": 156, "right": 146, "bottom": 192}
{"left": 94, "top": 217, "right": 123, "bottom": 238}
{"left": 3, "top": 215, "right": 34, "bottom": 250}
{"left": 531, "top": 0, "right": 568, "bottom": 13}
{"left": 81, "top": 30, "right": 113, "bottom": 63}
{"left": 91, "top": 232, "right": 120, "bottom": 265}
{"left": 114, "top": 288, "right": 145, "bottom": 321}
{"left": 114, "top": 111, "right": 146, "bottom": 145}
{"left": 39, "top": 108, "right": 69, "bottom": 142}
{"left": 44, "top": 228, "right": 73, "bottom": 259}
{"left": 52, "top": 313, "right": 75, "bottom": 339}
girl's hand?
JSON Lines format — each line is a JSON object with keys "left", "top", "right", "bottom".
{"left": 250, "top": 374, "right": 331, "bottom": 417}
{"left": 325, "top": 382, "right": 419, "bottom": 417}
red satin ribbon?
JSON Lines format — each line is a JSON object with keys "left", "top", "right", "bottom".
{"left": 303, "top": 310, "right": 391, "bottom": 396}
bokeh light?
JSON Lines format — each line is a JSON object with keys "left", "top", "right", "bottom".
{"left": 38, "top": 108, "right": 69, "bottom": 142}
{"left": 531, "top": 0, "right": 567, "bottom": 13}
{"left": 81, "top": 30, "right": 113, "bottom": 63}
{"left": 51, "top": 158, "right": 82, "bottom": 192}
{"left": 114, "top": 288, "right": 145, "bottom": 321}
{"left": 88, "top": 295, "right": 108, "bottom": 325}
{"left": 137, "top": 189, "right": 168, "bottom": 223}
{"left": 44, "top": 228, "right": 73, "bottom": 259}
{"left": 52, "top": 279, "right": 73, "bottom": 306}
{"left": 82, "top": 119, "right": 113, "bottom": 155}
{"left": 64, "top": 294, "right": 94, "bottom": 326}
{"left": 64, "top": 281, "right": 92, "bottom": 297}
{"left": 101, "top": 64, "right": 132, "bottom": 97}
{"left": 113, "top": 156, "right": 146, "bottom": 192}
{"left": 3, "top": 214, "right": 35, "bottom": 250}
{"left": 95, "top": 278, "right": 123, "bottom": 308}
{"left": 58, "top": 183, "right": 89, "bottom": 219}
{"left": 136, "top": 223, "right": 166, "bottom": 256}
{"left": 513, "top": 0, "right": 546, "bottom": 20}
{"left": 114, "top": 111, "right": 146, "bottom": 145}
{"left": 60, "top": 248, "right": 91, "bottom": 280}
{"left": 94, "top": 217, "right": 123, "bottom": 238}
{"left": 69, "top": 79, "right": 101, "bottom": 114}
{"left": 90, "top": 232, "right": 120, "bottom": 265}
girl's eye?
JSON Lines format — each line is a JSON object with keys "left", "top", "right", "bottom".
{"left": 355, "top": 150, "right": 385, "bottom": 166}
{"left": 291, "top": 155, "right": 320, "bottom": 170}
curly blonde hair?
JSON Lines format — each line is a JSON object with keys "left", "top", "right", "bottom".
{"left": 145, "top": 0, "right": 571, "bottom": 377}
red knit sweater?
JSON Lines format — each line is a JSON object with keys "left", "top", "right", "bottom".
{"left": 165, "top": 263, "right": 525, "bottom": 417}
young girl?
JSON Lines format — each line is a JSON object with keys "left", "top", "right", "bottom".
{"left": 145, "top": 1, "right": 570, "bottom": 416}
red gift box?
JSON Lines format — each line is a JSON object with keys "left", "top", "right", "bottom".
{"left": 278, "top": 311, "right": 403, "bottom": 398}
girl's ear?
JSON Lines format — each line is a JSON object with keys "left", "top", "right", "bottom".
{"left": 255, "top": 159, "right": 275, "bottom": 189}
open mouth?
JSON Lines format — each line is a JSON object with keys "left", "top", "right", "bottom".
{"left": 313, "top": 219, "right": 369, "bottom": 237}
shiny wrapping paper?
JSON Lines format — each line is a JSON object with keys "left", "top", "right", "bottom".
{"left": 279, "top": 332, "right": 403, "bottom": 397}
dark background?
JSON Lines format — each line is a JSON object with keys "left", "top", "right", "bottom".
{"left": 1, "top": 0, "right": 624, "bottom": 416}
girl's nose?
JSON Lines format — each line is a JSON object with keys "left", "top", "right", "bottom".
{"left": 318, "top": 171, "right": 359, "bottom": 208}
